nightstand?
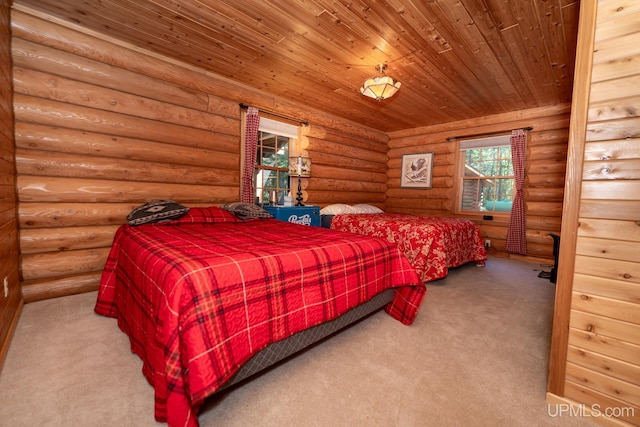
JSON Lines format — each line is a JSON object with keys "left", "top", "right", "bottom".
{"left": 263, "top": 205, "right": 320, "bottom": 227}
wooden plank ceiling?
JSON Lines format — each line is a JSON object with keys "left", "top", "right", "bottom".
{"left": 13, "top": 0, "right": 580, "bottom": 133}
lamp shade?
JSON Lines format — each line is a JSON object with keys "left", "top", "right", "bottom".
{"left": 360, "top": 64, "right": 401, "bottom": 101}
{"left": 288, "top": 156, "right": 311, "bottom": 177}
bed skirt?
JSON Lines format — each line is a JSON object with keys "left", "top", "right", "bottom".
{"left": 220, "top": 288, "right": 395, "bottom": 390}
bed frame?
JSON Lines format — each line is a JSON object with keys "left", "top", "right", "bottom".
{"left": 220, "top": 288, "right": 394, "bottom": 390}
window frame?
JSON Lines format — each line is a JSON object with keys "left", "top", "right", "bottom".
{"left": 254, "top": 117, "right": 299, "bottom": 205}
{"left": 455, "top": 134, "right": 514, "bottom": 217}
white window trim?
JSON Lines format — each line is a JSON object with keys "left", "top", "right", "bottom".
{"left": 255, "top": 119, "right": 299, "bottom": 205}
{"left": 456, "top": 134, "right": 513, "bottom": 215}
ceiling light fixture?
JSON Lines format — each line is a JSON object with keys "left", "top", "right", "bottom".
{"left": 360, "top": 64, "right": 401, "bottom": 101}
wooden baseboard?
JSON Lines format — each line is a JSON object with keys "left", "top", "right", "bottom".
{"left": 0, "top": 297, "right": 24, "bottom": 373}
{"left": 488, "top": 250, "right": 553, "bottom": 267}
{"left": 546, "top": 393, "right": 634, "bottom": 427}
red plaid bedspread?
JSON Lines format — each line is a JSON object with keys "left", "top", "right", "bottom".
{"left": 95, "top": 219, "right": 424, "bottom": 427}
{"left": 330, "top": 214, "right": 487, "bottom": 282}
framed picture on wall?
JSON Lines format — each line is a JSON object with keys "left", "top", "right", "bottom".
{"left": 400, "top": 152, "right": 434, "bottom": 188}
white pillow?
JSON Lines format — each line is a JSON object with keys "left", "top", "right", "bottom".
{"left": 320, "top": 204, "right": 355, "bottom": 215}
{"left": 352, "top": 204, "right": 384, "bottom": 214}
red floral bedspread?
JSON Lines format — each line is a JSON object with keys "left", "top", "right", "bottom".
{"left": 330, "top": 214, "right": 487, "bottom": 282}
{"left": 95, "top": 218, "right": 424, "bottom": 427}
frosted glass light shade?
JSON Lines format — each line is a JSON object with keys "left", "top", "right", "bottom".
{"left": 360, "top": 77, "right": 401, "bottom": 100}
{"left": 360, "top": 64, "right": 401, "bottom": 101}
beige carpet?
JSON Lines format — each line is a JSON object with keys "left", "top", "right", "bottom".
{"left": 0, "top": 256, "right": 595, "bottom": 427}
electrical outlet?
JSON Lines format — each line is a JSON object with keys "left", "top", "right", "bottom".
{"left": 3, "top": 276, "right": 8, "bottom": 298}
{"left": 484, "top": 240, "right": 491, "bottom": 249}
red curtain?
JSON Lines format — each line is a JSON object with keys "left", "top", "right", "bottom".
{"left": 505, "top": 129, "right": 527, "bottom": 255}
{"left": 241, "top": 107, "right": 259, "bottom": 203}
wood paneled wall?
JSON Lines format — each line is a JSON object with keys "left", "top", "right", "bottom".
{"left": 387, "top": 104, "right": 571, "bottom": 262}
{"left": 0, "top": 0, "right": 23, "bottom": 370}
{"left": 11, "top": 7, "right": 387, "bottom": 303}
{"left": 548, "top": 1, "right": 640, "bottom": 425}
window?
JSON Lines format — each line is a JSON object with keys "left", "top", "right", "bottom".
{"left": 254, "top": 118, "right": 299, "bottom": 205}
{"left": 457, "top": 135, "right": 513, "bottom": 214}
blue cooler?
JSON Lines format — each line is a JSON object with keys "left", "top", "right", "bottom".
{"left": 263, "top": 206, "right": 320, "bottom": 227}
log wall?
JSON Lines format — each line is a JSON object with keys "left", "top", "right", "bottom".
{"left": 304, "top": 125, "right": 388, "bottom": 208}
{"left": 387, "top": 104, "right": 571, "bottom": 262}
{"left": 548, "top": 1, "right": 640, "bottom": 424}
{"left": 0, "top": 0, "right": 23, "bottom": 370}
{"left": 11, "top": 7, "right": 387, "bottom": 302}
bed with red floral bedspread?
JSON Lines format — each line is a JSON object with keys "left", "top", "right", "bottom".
{"left": 94, "top": 207, "right": 425, "bottom": 427}
{"left": 328, "top": 213, "right": 487, "bottom": 283}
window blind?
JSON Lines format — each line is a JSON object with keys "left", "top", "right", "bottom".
{"left": 459, "top": 135, "right": 510, "bottom": 150}
{"left": 259, "top": 117, "right": 299, "bottom": 139}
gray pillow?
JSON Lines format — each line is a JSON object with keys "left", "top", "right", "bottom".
{"left": 127, "top": 200, "right": 190, "bottom": 225}
{"left": 222, "top": 202, "right": 273, "bottom": 220}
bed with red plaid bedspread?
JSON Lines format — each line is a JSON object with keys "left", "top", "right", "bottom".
{"left": 330, "top": 213, "right": 487, "bottom": 283}
{"left": 95, "top": 209, "right": 425, "bottom": 427}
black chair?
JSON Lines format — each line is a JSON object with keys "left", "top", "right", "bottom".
{"left": 549, "top": 233, "right": 560, "bottom": 284}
